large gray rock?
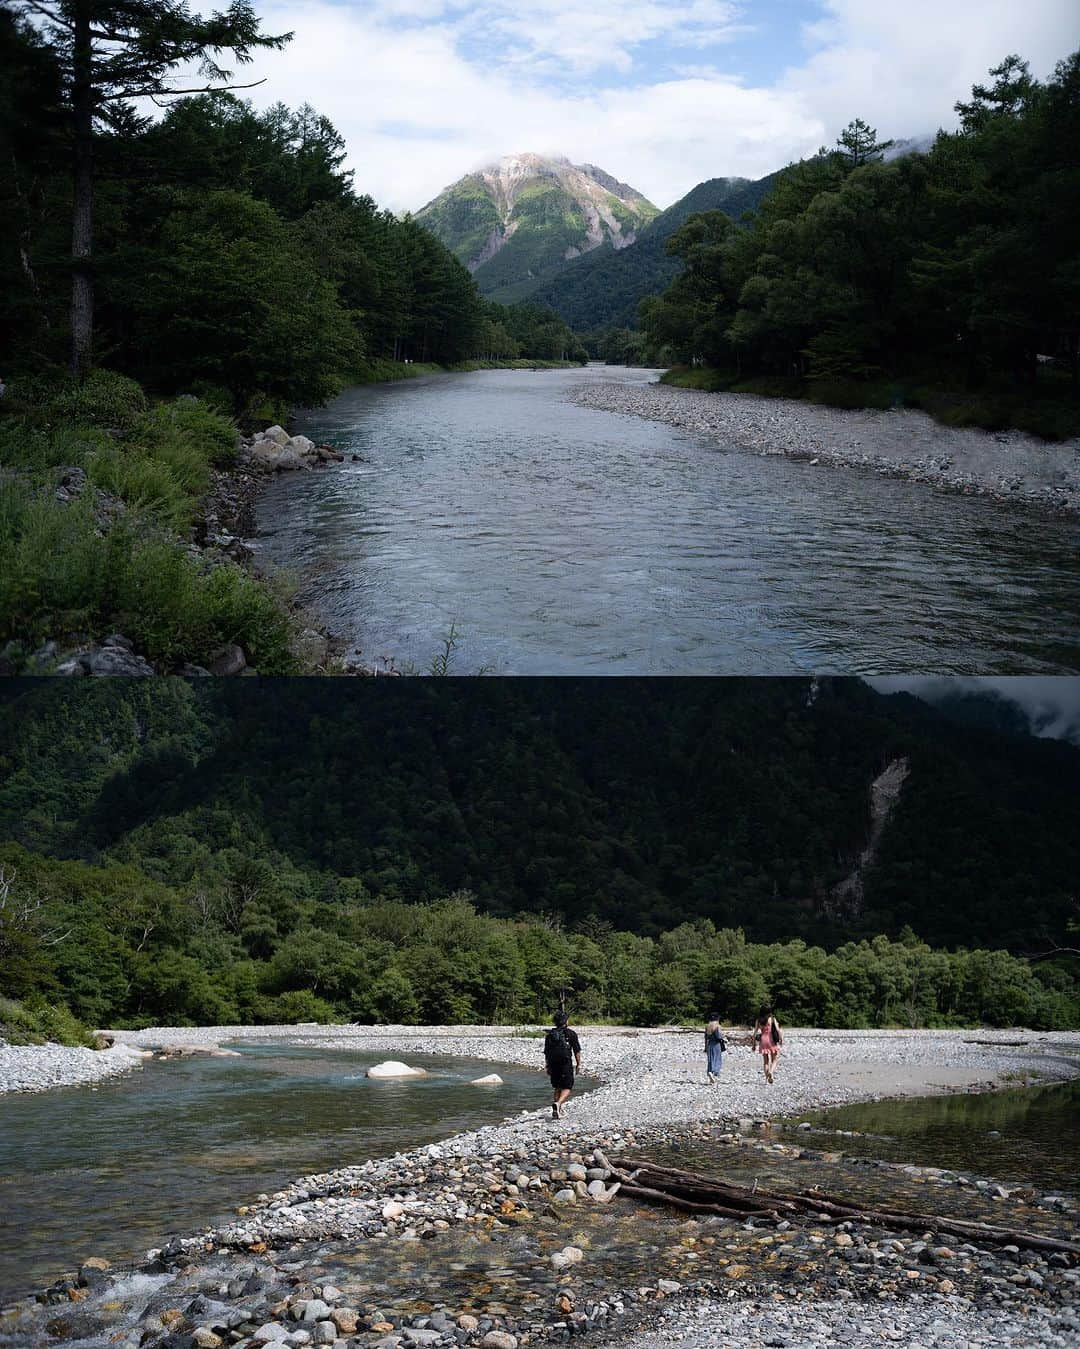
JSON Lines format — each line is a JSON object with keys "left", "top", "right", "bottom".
{"left": 286, "top": 435, "right": 315, "bottom": 457}
{"left": 208, "top": 644, "right": 246, "bottom": 676}
{"left": 262, "top": 425, "right": 291, "bottom": 446}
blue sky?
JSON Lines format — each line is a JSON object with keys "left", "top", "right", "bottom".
{"left": 236, "top": 0, "right": 1079, "bottom": 210}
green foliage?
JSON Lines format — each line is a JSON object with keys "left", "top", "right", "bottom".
{"left": 0, "top": 478, "right": 297, "bottom": 670}
{"left": 640, "top": 54, "right": 1080, "bottom": 437}
{"left": 0, "top": 995, "right": 96, "bottom": 1047}
{"left": 42, "top": 371, "right": 149, "bottom": 430}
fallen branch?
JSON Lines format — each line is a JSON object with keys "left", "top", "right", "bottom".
{"left": 594, "top": 1153, "right": 1080, "bottom": 1262}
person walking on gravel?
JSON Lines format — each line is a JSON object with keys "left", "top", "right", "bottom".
{"left": 544, "top": 1011, "right": 581, "bottom": 1119}
{"left": 753, "top": 1004, "right": 782, "bottom": 1084}
{"left": 704, "top": 1013, "right": 726, "bottom": 1083}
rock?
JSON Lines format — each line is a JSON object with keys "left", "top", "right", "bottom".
{"left": 551, "top": 1246, "right": 584, "bottom": 1271}
{"left": 65, "top": 642, "right": 155, "bottom": 677}
{"left": 403, "top": 1330, "right": 442, "bottom": 1345}
{"left": 587, "top": 1180, "right": 607, "bottom": 1198}
{"left": 367, "top": 1061, "right": 428, "bottom": 1079}
{"left": 208, "top": 644, "right": 247, "bottom": 676}
{"left": 179, "top": 663, "right": 212, "bottom": 677}
{"left": 457, "top": 1316, "right": 479, "bottom": 1332}
{"left": 286, "top": 435, "right": 315, "bottom": 456}
{"left": 251, "top": 1325, "right": 288, "bottom": 1344}
{"left": 291, "top": 628, "right": 330, "bottom": 669}
{"left": 263, "top": 425, "right": 291, "bottom": 446}
{"left": 302, "top": 1299, "right": 332, "bottom": 1322}
{"left": 724, "top": 1264, "right": 749, "bottom": 1279}
{"left": 566, "top": 1164, "right": 588, "bottom": 1182}
{"left": 552, "top": 1188, "right": 576, "bottom": 1204}
{"left": 382, "top": 1201, "right": 406, "bottom": 1220}
{"left": 469, "top": 1074, "right": 504, "bottom": 1085}
{"left": 78, "top": 1257, "right": 111, "bottom": 1287}
{"left": 313, "top": 1323, "right": 337, "bottom": 1345}
{"left": 481, "top": 1334, "right": 517, "bottom": 1349}
{"left": 192, "top": 1330, "right": 224, "bottom": 1349}
{"left": 330, "top": 1309, "right": 359, "bottom": 1334}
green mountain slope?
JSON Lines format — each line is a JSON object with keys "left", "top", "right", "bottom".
{"left": 417, "top": 153, "right": 658, "bottom": 302}
{"left": 1, "top": 679, "right": 1076, "bottom": 953}
{"left": 526, "top": 171, "right": 782, "bottom": 330}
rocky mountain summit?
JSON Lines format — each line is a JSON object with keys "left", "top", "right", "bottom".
{"left": 417, "top": 153, "right": 658, "bottom": 301}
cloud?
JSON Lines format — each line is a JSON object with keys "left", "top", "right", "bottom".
{"left": 242, "top": 2, "right": 819, "bottom": 209}
{"left": 232, "top": 1, "right": 1077, "bottom": 211}
{"left": 867, "top": 677, "right": 1080, "bottom": 744}
{"left": 785, "top": 0, "right": 1080, "bottom": 139}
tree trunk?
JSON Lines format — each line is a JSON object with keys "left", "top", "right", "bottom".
{"left": 70, "top": 1, "right": 94, "bottom": 379}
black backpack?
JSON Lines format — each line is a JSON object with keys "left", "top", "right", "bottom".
{"left": 545, "top": 1026, "right": 573, "bottom": 1071}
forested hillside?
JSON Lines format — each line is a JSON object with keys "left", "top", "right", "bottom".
{"left": 525, "top": 174, "right": 778, "bottom": 332}
{"left": 644, "top": 57, "right": 1080, "bottom": 438}
{"left": 0, "top": 678, "right": 1076, "bottom": 1031}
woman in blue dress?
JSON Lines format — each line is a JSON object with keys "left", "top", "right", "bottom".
{"left": 704, "top": 1013, "right": 725, "bottom": 1083}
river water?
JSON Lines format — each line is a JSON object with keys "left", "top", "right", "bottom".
{"left": 0, "top": 1044, "right": 548, "bottom": 1304}
{"left": 253, "top": 367, "right": 1080, "bottom": 675}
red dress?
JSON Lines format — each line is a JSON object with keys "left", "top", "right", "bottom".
{"left": 757, "top": 1019, "right": 780, "bottom": 1055}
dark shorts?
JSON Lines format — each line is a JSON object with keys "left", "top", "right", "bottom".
{"left": 548, "top": 1067, "right": 574, "bottom": 1091}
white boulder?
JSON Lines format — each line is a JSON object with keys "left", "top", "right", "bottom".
{"left": 262, "top": 425, "right": 291, "bottom": 446}
{"left": 469, "top": 1073, "right": 503, "bottom": 1085}
{"left": 286, "top": 434, "right": 315, "bottom": 456}
{"left": 366, "top": 1060, "right": 428, "bottom": 1079}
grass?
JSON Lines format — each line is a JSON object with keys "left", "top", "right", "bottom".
{"left": 660, "top": 366, "right": 1080, "bottom": 440}
{"left": 0, "top": 995, "right": 96, "bottom": 1048}
{"left": 0, "top": 371, "right": 301, "bottom": 672}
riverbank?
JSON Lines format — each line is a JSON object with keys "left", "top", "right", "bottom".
{"left": 3, "top": 1026, "right": 1077, "bottom": 1349}
{"left": 569, "top": 378, "right": 1080, "bottom": 515}
{"left": 0, "top": 1040, "right": 149, "bottom": 1093}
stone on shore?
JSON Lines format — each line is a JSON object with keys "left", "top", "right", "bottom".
{"left": 470, "top": 1073, "right": 504, "bottom": 1085}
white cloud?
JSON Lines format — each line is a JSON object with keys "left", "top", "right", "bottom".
{"left": 234, "top": 0, "right": 1078, "bottom": 211}
{"left": 786, "top": 0, "right": 1080, "bottom": 140}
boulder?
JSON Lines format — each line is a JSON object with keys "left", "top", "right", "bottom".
{"left": 208, "top": 644, "right": 246, "bottom": 676}
{"left": 381, "top": 1201, "right": 406, "bottom": 1220}
{"left": 262, "top": 425, "right": 291, "bottom": 446}
{"left": 469, "top": 1074, "right": 503, "bottom": 1086}
{"left": 366, "top": 1061, "right": 428, "bottom": 1079}
{"left": 250, "top": 440, "right": 285, "bottom": 470}
{"left": 286, "top": 434, "right": 315, "bottom": 457}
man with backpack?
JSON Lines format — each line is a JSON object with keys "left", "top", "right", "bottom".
{"left": 544, "top": 1011, "right": 581, "bottom": 1119}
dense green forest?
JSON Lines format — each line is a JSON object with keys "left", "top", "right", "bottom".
{"left": 0, "top": 7, "right": 585, "bottom": 402}
{"left": 0, "top": 679, "right": 1076, "bottom": 1030}
{"left": 640, "top": 58, "right": 1080, "bottom": 438}
{"left": 528, "top": 173, "right": 779, "bottom": 336}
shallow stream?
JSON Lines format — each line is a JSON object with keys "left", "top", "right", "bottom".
{"left": 254, "top": 367, "right": 1080, "bottom": 673}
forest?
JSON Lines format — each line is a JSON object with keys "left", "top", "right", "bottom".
{"left": 638, "top": 56, "right": 1080, "bottom": 439}
{"left": 0, "top": 678, "right": 1077, "bottom": 1033}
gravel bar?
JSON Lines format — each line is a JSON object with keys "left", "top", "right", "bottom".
{"left": 566, "top": 379, "right": 1080, "bottom": 514}
{"left": 0, "top": 1040, "right": 149, "bottom": 1094}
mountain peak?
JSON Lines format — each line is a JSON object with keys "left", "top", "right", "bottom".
{"left": 418, "top": 153, "right": 659, "bottom": 302}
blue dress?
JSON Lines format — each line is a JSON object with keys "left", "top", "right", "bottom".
{"left": 706, "top": 1028, "right": 724, "bottom": 1076}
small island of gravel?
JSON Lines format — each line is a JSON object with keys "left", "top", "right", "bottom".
{"left": 568, "top": 378, "right": 1080, "bottom": 515}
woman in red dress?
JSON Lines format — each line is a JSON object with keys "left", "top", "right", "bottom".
{"left": 753, "top": 1004, "right": 782, "bottom": 1084}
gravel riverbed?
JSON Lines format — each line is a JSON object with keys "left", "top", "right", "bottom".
{"left": 4, "top": 1027, "right": 1077, "bottom": 1349}
{"left": 0, "top": 1040, "right": 149, "bottom": 1093}
{"left": 567, "top": 380, "right": 1080, "bottom": 515}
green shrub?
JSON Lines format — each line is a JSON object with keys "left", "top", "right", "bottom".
{"left": 0, "top": 994, "right": 96, "bottom": 1047}
{"left": 808, "top": 378, "right": 895, "bottom": 410}
{"left": 0, "top": 481, "right": 298, "bottom": 670}
{"left": 46, "top": 370, "right": 149, "bottom": 429}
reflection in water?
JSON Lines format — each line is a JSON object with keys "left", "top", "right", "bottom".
{"left": 795, "top": 1077, "right": 1080, "bottom": 1193}
{"left": 0, "top": 1044, "right": 551, "bottom": 1302}
{"left": 254, "top": 367, "right": 1080, "bottom": 674}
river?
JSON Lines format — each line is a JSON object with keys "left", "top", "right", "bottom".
{"left": 0, "top": 1044, "right": 547, "bottom": 1304}
{"left": 253, "top": 367, "right": 1080, "bottom": 675}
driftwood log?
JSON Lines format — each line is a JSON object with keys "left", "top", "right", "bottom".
{"left": 594, "top": 1152, "right": 1080, "bottom": 1262}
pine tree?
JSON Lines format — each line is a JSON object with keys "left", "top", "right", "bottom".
{"left": 836, "top": 118, "right": 894, "bottom": 169}
{"left": 11, "top": 2, "right": 290, "bottom": 377}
